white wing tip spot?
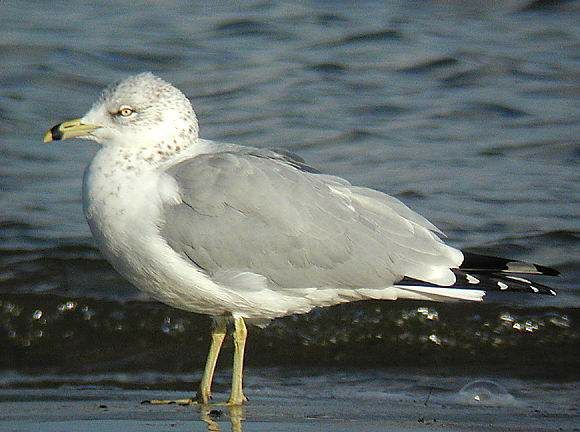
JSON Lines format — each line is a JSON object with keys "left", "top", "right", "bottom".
{"left": 530, "top": 286, "right": 539, "bottom": 293}
{"left": 497, "top": 281, "right": 509, "bottom": 290}
{"left": 550, "top": 289, "right": 557, "bottom": 296}
{"left": 465, "top": 274, "right": 480, "bottom": 284}
{"left": 506, "top": 276, "right": 531, "bottom": 284}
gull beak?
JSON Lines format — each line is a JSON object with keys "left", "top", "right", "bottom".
{"left": 43, "top": 118, "right": 100, "bottom": 143}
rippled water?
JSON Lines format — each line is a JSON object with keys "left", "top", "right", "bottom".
{"left": 0, "top": 0, "right": 578, "bottom": 383}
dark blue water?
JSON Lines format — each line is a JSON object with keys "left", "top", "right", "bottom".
{"left": 0, "top": 1, "right": 578, "bottom": 380}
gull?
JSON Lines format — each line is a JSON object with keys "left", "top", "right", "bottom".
{"left": 43, "top": 73, "right": 558, "bottom": 405}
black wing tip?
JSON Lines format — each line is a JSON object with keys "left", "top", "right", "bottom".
{"left": 461, "top": 252, "right": 560, "bottom": 277}
{"left": 457, "top": 271, "right": 558, "bottom": 296}
{"left": 400, "top": 271, "right": 558, "bottom": 297}
{"left": 534, "top": 264, "right": 560, "bottom": 277}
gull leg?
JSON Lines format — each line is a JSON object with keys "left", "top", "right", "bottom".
{"left": 144, "top": 317, "right": 227, "bottom": 406}
{"left": 228, "top": 317, "right": 248, "bottom": 405}
{"left": 196, "top": 317, "right": 228, "bottom": 404}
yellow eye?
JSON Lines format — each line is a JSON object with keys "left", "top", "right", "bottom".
{"left": 119, "top": 107, "right": 134, "bottom": 117}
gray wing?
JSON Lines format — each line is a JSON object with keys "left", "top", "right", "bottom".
{"left": 160, "top": 148, "right": 462, "bottom": 290}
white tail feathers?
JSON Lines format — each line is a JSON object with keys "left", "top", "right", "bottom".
{"left": 393, "top": 285, "right": 486, "bottom": 302}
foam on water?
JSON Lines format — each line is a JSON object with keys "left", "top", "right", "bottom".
{"left": 456, "top": 380, "right": 517, "bottom": 406}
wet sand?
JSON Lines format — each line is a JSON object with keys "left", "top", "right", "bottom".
{"left": 0, "top": 370, "right": 577, "bottom": 431}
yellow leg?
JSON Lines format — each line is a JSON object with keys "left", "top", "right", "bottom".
{"left": 196, "top": 317, "right": 228, "bottom": 404}
{"left": 228, "top": 317, "right": 248, "bottom": 405}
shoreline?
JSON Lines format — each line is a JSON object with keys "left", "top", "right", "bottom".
{"left": 0, "top": 370, "right": 577, "bottom": 431}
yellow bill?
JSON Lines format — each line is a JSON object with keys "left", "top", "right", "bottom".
{"left": 43, "top": 118, "right": 100, "bottom": 143}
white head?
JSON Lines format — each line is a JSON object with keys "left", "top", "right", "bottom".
{"left": 44, "top": 73, "right": 199, "bottom": 151}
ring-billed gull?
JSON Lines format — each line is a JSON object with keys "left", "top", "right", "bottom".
{"left": 43, "top": 73, "right": 558, "bottom": 405}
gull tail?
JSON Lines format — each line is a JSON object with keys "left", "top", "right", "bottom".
{"left": 394, "top": 253, "right": 558, "bottom": 302}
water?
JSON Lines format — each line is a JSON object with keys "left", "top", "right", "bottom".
{"left": 1, "top": 296, "right": 577, "bottom": 378}
{"left": 0, "top": 0, "right": 578, "bottom": 420}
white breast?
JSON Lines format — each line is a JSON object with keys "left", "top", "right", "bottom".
{"left": 82, "top": 147, "right": 235, "bottom": 315}
{"left": 81, "top": 145, "right": 371, "bottom": 320}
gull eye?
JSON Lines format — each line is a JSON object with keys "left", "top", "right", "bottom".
{"left": 118, "top": 106, "right": 134, "bottom": 117}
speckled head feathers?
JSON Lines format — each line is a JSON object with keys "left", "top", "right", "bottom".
{"left": 81, "top": 72, "right": 199, "bottom": 149}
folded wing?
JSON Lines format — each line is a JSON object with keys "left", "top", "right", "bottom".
{"left": 160, "top": 147, "right": 463, "bottom": 292}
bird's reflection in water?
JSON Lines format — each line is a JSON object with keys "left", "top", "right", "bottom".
{"left": 200, "top": 405, "right": 244, "bottom": 432}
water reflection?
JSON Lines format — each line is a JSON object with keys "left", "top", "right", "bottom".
{"left": 200, "top": 405, "right": 244, "bottom": 432}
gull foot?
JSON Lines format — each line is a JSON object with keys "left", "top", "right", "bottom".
{"left": 142, "top": 398, "right": 196, "bottom": 405}
{"left": 227, "top": 394, "right": 248, "bottom": 406}
{"left": 195, "top": 390, "right": 212, "bottom": 405}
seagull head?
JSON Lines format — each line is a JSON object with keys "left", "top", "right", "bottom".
{"left": 43, "top": 72, "right": 199, "bottom": 148}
